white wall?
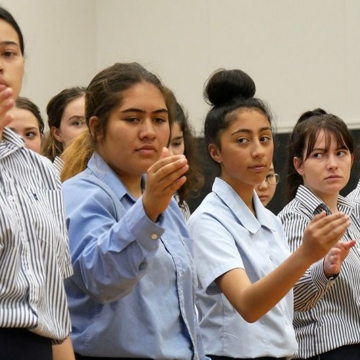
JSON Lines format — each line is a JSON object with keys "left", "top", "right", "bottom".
{"left": 1, "top": 0, "right": 96, "bottom": 120}
{"left": 96, "top": 0, "right": 360, "bottom": 133}
{"left": 3, "top": 0, "right": 360, "bottom": 133}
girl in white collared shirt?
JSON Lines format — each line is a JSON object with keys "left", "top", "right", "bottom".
{"left": 188, "top": 69, "right": 350, "bottom": 360}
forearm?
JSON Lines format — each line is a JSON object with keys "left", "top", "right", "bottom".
{"left": 52, "top": 337, "right": 75, "bottom": 360}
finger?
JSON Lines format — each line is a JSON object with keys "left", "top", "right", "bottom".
{"left": 149, "top": 156, "right": 188, "bottom": 183}
{"left": 343, "top": 240, "right": 356, "bottom": 251}
{"left": 149, "top": 154, "right": 187, "bottom": 174}
{"left": 160, "top": 147, "right": 171, "bottom": 159}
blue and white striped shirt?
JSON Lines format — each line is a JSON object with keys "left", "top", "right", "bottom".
{"left": 278, "top": 185, "right": 360, "bottom": 358}
{"left": 0, "top": 128, "right": 72, "bottom": 342}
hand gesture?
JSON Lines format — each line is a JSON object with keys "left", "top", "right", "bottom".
{"left": 300, "top": 211, "right": 350, "bottom": 265}
{"left": 323, "top": 239, "right": 356, "bottom": 277}
{"left": 142, "top": 147, "right": 188, "bottom": 222}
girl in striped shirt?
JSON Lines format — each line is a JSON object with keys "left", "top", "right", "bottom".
{"left": 278, "top": 109, "right": 360, "bottom": 359}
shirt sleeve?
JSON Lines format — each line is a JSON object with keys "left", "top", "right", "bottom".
{"left": 63, "top": 179, "right": 165, "bottom": 303}
{"left": 188, "top": 211, "right": 244, "bottom": 294}
{"left": 279, "top": 210, "right": 335, "bottom": 312}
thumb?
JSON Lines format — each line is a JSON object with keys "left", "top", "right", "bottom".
{"left": 343, "top": 240, "right": 356, "bottom": 250}
{"left": 160, "top": 147, "right": 171, "bottom": 159}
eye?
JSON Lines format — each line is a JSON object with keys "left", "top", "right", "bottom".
{"left": 25, "top": 131, "right": 37, "bottom": 139}
{"left": 260, "top": 135, "right": 271, "bottom": 142}
{"left": 237, "top": 137, "right": 249, "bottom": 144}
{"left": 170, "top": 141, "right": 183, "bottom": 148}
{"left": 2, "top": 51, "right": 16, "bottom": 58}
{"left": 336, "top": 149, "right": 348, "bottom": 157}
{"left": 125, "top": 117, "right": 139, "bottom": 123}
{"left": 312, "top": 152, "right": 323, "bottom": 158}
{"left": 154, "top": 117, "right": 167, "bottom": 124}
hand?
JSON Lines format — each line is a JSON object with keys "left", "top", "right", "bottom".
{"left": 0, "top": 85, "right": 15, "bottom": 141}
{"left": 142, "top": 147, "right": 188, "bottom": 222}
{"left": 300, "top": 211, "right": 350, "bottom": 265}
{"left": 323, "top": 240, "right": 356, "bottom": 277}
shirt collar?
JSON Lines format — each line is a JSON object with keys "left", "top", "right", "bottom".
{"left": 0, "top": 128, "right": 25, "bottom": 158}
{"left": 212, "top": 177, "right": 277, "bottom": 234}
{"left": 295, "top": 184, "right": 354, "bottom": 216}
{"left": 87, "top": 152, "right": 145, "bottom": 202}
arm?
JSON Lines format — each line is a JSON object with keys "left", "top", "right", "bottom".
{"left": 280, "top": 211, "right": 354, "bottom": 311}
{"left": 63, "top": 182, "right": 163, "bottom": 303}
{"left": 52, "top": 337, "right": 75, "bottom": 360}
{"left": 191, "top": 211, "right": 349, "bottom": 323}
{"left": 63, "top": 148, "right": 189, "bottom": 303}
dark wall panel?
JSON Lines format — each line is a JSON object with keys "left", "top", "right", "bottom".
{"left": 187, "top": 130, "right": 360, "bottom": 215}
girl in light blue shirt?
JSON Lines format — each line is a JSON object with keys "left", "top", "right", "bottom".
{"left": 61, "top": 63, "right": 207, "bottom": 360}
{"left": 188, "top": 68, "right": 350, "bottom": 360}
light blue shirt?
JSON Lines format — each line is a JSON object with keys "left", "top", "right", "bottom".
{"left": 62, "top": 152, "right": 207, "bottom": 359}
{"left": 188, "top": 178, "right": 297, "bottom": 359}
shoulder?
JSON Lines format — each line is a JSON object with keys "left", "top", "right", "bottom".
{"left": 62, "top": 170, "right": 118, "bottom": 214}
{"left": 278, "top": 199, "right": 312, "bottom": 227}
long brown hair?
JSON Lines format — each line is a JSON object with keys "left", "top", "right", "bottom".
{"left": 61, "top": 62, "right": 176, "bottom": 182}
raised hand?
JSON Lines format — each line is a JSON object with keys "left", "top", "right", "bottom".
{"left": 300, "top": 211, "right": 350, "bottom": 265}
{"left": 323, "top": 239, "right": 356, "bottom": 277}
{"left": 142, "top": 147, "right": 188, "bottom": 222}
{"left": 0, "top": 85, "right": 15, "bottom": 141}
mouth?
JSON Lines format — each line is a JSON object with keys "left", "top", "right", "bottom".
{"left": 325, "top": 175, "right": 341, "bottom": 180}
{"left": 136, "top": 145, "right": 157, "bottom": 155}
{"left": 249, "top": 164, "right": 266, "bottom": 171}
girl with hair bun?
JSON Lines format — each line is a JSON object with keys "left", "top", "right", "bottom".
{"left": 187, "top": 69, "right": 350, "bottom": 360}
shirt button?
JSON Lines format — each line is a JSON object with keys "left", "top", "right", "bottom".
{"left": 269, "top": 255, "right": 273, "bottom": 261}
{"left": 151, "top": 233, "right": 158, "bottom": 240}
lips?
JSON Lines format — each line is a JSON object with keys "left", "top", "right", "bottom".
{"left": 137, "top": 145, "right": 156, "bottom": 151}
{"left": 325, "top": 175, "right": 341, "bottom": 180}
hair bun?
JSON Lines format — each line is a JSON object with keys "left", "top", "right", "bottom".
{"left": 297, "top": 108, "right": 327, "bottom": 124}
{"left": 204, "top": 69, "right": 256, "bottom": 106}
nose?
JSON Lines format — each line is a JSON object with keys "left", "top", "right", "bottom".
{"left": 327, "top": 154, "right": 338, "bottom": 169}
{"left": 140, "top": 119, "right": 156, "bottom": 140}
{"left": 257, "top": 178, "right": 268, "bottom": 190}
{"left": 252, "top": 139, "right": 265, "bottom": 158}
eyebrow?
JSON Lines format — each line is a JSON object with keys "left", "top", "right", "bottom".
{"left": 0, "top": 40, "right": 19, "bottom": 47}
{"left": 171, "top": 136, "right": 183, "bottom": 141}
{"left": 9, "top": 126, "right": 39, "bottom": 132}
{"left": 120, "top": 108, "right": 168, "bottom": 114}
{"left": 67, "top": 115, "right": 85, "bottom": 122}
{"left": 231, "top": 126, "right": 272, "bottom": 136}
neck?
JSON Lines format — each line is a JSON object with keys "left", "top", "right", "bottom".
{"left": 312, "top": 189, "right": 339, "bottom": 214}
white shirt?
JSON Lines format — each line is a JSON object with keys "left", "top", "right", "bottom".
{"left": 188, "top": 177, "right": 297, "bottom": 359}
{"left": 0, "top": 128, "right": 72, "bottom": 342}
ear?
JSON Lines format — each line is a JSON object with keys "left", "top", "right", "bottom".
{"left": 89, "top": 116, "right": 102, "bottom": 142}
{"left": 293, "top": 156, "right": 304, "bottom": 176}
{"left": 208, "top": 143, "right": 222, "bottom": 164}
{"left": 50, "top": 126, "right": 63, "bottom": 143}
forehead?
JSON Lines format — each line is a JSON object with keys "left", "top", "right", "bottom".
{"left": 8, "top": 107, "right": 38, "bottom": 127}
{"left": 0, "top": 19, "right": 20, "bottom": 46}
{"left": 119, "top": 82, "right": 167, "bottom": 109}
{"left": 228, "top": 108, "right": 271, "bottom": 131}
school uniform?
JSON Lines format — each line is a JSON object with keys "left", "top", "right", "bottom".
{"left": 0, "top": 128, "right": 72, "bottom": 359}
{"left": 62, "top": 152, "right": 207, "bottom": 359}
{"left": 278, "top": 185, "right": 360, "bottom": 359}
{"left": 188, "top": 177, "right": 296, "bottom": 360}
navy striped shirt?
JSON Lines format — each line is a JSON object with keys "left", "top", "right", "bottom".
{"left": 0, "top": 128, "right": 72, "bottom": 343}
{"left": 278, "top": 185, "right": 360, "bottom": 358}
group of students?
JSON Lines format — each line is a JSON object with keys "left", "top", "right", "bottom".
{"left": 0, "top": 5, "right": 360, "bottom": 360}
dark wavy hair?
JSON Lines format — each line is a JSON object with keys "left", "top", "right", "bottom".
{"left": 286, "top": 109, "right": 354, "bottom": 201}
